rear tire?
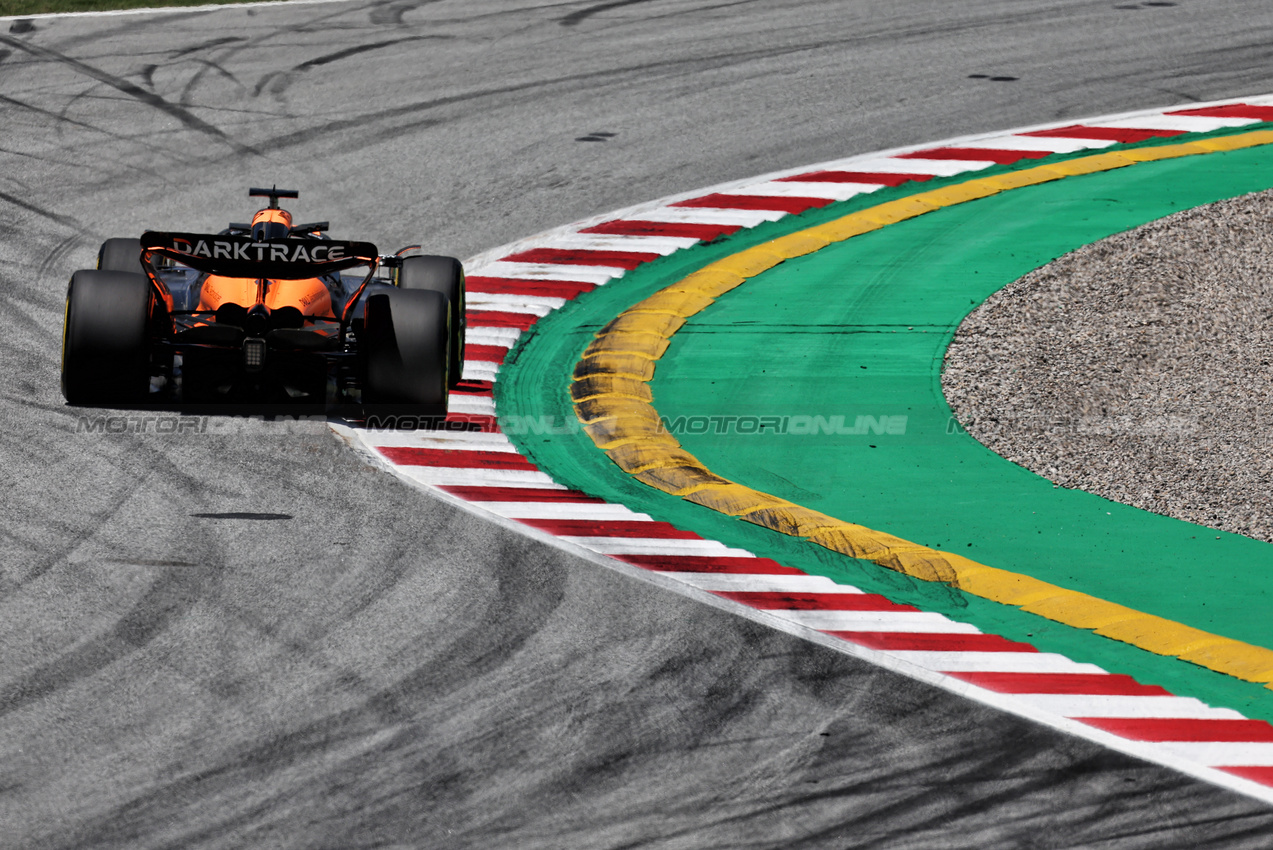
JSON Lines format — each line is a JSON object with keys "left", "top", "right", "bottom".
{"left": 62, "top": 270, "right": 154, "bottom": 405}
{"left": 361, "top": 289, "right": 449, "bottom": 421}
{"left": 97, "top": 238, "right": 146, "bottom": 275}
{"left": 398, "top": 255, "right": 465, "bottom": 388}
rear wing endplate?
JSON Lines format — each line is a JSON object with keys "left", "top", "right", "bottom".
{"left": 140, "top": 231, "right": 378, "bottom": 280}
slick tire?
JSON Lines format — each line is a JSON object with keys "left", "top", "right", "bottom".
{"left": 62, "top": 270, "right": 153, "bottom": 405}
{"left": 97, "top": 237, "right": 146, "bottom": 275}
{"left": 361, "top": 288, "right": 449, "bottom": 422}
{"left": 398, "top": 255, "right": 465, "bottom": 388}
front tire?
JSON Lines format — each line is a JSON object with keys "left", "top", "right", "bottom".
{"left": 62, "top": 270, "right": 154, "bottom": 405}
{"left": 361, "top": 288, "right": 449, "bottom": 421}
{"left": 398, "top": 255, "right": 465, "bottom": 388}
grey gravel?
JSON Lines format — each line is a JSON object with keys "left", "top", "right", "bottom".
{"left": 943, "top": 189, "right": 1273, "bottom": 542}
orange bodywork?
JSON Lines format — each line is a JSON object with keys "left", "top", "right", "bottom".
{"left": 195, "top": 206, "right": 334, "bottom": 318}
{"left": 198, "top": 274, "right": 333, "bottom": 316}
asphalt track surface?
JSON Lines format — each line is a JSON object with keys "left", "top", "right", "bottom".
{"left": 5, "top": 1, "right": 1273, "bottom": 847}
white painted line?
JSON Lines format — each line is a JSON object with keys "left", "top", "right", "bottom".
{"left": 461, "top": 362, "right": 501, "bottom": 383}
{"left": 474, "top": 261, "right": 626, "bottom": 284}
{"left": 633, "top": 206, "right": 790, "bottom": 226}
{"left": 465, "top": 327, "right": 525, "bottom": 348}
{"left": 397, "top": 466, "right": 558, "bottom": 488}
{"left": 532, "top": 233, "right": 703, "bottom": 254}
{"left": 844, "top": 157, "right": 990, "bottom": 176}
{"left": 472, "top": 501, "right": 655, "bottom": 521}
{"left": 961, "top": 135, "right": 1115, "bottom": 153}
{"left": 882, "top": 154, "right": 1007, "bottom": 170}
{"left": 467, "top": 292, "right": 568, "bottom": 313}
{"left": 448, "top": 396, "right": 497, "bottom": 416}
{"left": 735, "top": 180, "right": 881, "bottom": 201}
{"left": 888, "top": 651, "right": 1108, "bottom": 674}
{"left": 1086, "top": 115, "right": 1258, "bottom": 133}
{"left": 776, "top": 610, "right": 983, "bottom": 633}
{"left": 564, "top": 537, "right": 757, "bottom": 557}
{"left": 767, "top": 179, "right": 890, "bottom": 196}
{"left": 1015, "top": 695, "right": 1247, "bottom": 720}
{"left": 1155, "top": 742, "right": 1273, "bottom": 767}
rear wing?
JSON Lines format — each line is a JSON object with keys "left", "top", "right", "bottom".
{"left": 140, "top": 231, "right": 378, "bottom": 280}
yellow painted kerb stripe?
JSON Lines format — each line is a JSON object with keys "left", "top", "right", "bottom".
{"left": 571, "top": 130, "right": 1273, "bottom": 689}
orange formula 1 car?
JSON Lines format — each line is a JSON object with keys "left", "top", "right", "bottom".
{"left": 61, "top": 187, "right": 465, "bottom": 418}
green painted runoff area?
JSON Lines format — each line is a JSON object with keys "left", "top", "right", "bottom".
{"left": 500, "top": 136, "right": 1273, "bottom": 721}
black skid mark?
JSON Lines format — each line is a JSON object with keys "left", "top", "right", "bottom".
{"left": 294, "top": 34, "right": 454, "bottom": 71}
{"left": 0, "top": 566, "right": 213, "bottom": 718}
{"left": 243, "top": 41, "right": 854, "bottom": 157}
{"left": 0, "top": 33, "right": 256, "bottom": 156}
{"left": 327, "top": 115, "right": 445, "bottom": 155}
{"left": 368, "top": 0, "right": 447, "bottom": 25}
{"left": 252, "top": 70, "right": 290, "bottom": 99}
{"left": 36, "top": 233, "right": 90, "bottom": 297}
{"left": 576, "top": 131, "right": 618, "bottom": 142}
{"left": 169, "top": 35, "right": 247, "bottom": 59}
{"left": 369, "top": 3, "right": 414, "bottom": 26}
{"left": 4, "top": 88, "right": 193, "bottom": 164}
{"left": 106, "top": 558, "right": 201, "bottom": 568}
{"left": 191, "top": 512, "right": 294, "bottom": 520}
{"left": 254, "top": 35, "right": 452, "bottom": 100}
{"left": 51, "top": 545, "right": 568, "bottom": 846}
{"left": 0, "top": 188, "right": 80, "bottom": 230}
{"left": 178, "top": 59, "right": 248, "bottom": 108}
{"left": 561, "top": 0, "right": 659, "bottom": 27}
{"left": 0, "top": 94, "right": 105, "bottom": 138}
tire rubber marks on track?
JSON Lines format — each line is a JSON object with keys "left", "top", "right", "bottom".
{"left": 0, "top": 33, "right": 249, "bottom": 153}
{"left": 351, "top": 98, "right": 1273, "bottom": 801}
